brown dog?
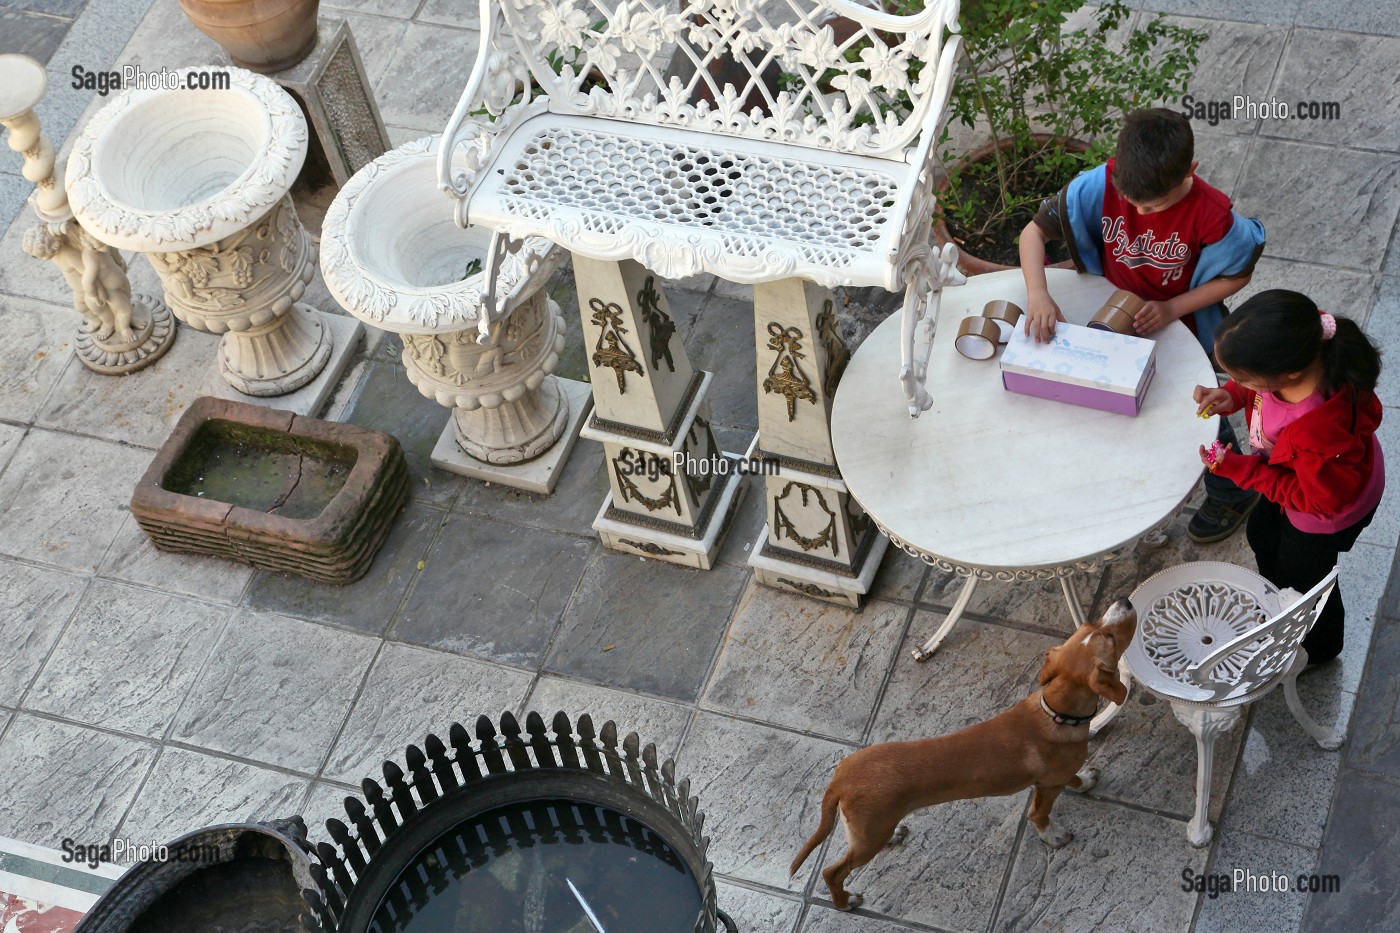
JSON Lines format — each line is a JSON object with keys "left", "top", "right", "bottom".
{"left": 790, "top": 597, "right": 1137, "bottom": 911}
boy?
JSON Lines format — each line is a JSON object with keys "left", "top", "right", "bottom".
{"left": 1019, "top": 108, "right": 1266, "bottom": 543}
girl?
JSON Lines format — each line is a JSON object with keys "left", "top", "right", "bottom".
{"left": 1193, "top": 289, "right": 1384, "bottom": 665}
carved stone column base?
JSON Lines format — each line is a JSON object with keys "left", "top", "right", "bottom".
{"left": 218, "top": 303, "right": 333, "bottom": 397}
{"left": 198, "top": 311, "right": 363, "bottom": 417}
{"left": 74, "top": 293, "right": 177, "bottom": 375}
{"left": 750, "top": 523, "right": 887, "bottom": 609}
{"left": 430, "top": 378, "right": 593, "bottom": 495}
{"left": 592, "top": 452, "right": 747, "bottom": 570}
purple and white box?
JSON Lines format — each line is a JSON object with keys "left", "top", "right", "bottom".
{"left": 998, "top": 322, "right": 1157, "bottom": 415}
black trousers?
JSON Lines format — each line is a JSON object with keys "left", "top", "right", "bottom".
{"left": 1245, "top": 498, "right": 1377, "bottom": 664}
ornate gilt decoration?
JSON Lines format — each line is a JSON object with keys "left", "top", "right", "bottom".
{"left": 613, "top": 450, "right": 681, "bottom": 515}
{"left": 590, "top": 297, "right": 644, "bottom": 392}
{"left": 763, "top": 323, "right": 817, "bottom": 421}
{"left": 778, "top": 578, "right": 841, "bottom": 600}
{"left": 620, "top": 539, "right": 683, "bottom": 558}
{"left": 817, "top": 300, "right": 850, "bottom": 398}
{"left": 637, "top": 275, "right": 676, "bottom": 372}
{"left": 773, "top": 481, "right": 838, "bottom": 556}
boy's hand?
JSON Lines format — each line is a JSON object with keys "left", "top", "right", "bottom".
{"left": 1193, "top": 385, "right": 1232, "bottom": 417}
{"left": 1024, "top": 291, "right": 1064, "bottom": 343}
{"left": 1133, "top": 299, "right": 1179, "bottom": 335}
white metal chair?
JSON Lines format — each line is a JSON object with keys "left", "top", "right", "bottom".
{"left": 1122, "top": 561, "right": 1343, "bottom": 846}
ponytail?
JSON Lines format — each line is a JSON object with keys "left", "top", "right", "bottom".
{"left": 1215, "top": 289, "right": 1382, "bottom": 395}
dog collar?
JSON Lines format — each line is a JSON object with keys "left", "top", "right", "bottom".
{"left": 1040, "top": 695, "right": 1095, "bottom": 727}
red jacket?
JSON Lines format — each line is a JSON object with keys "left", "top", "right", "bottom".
{"left": 1212, "top": 382, "right": 1383, "bottom": 517}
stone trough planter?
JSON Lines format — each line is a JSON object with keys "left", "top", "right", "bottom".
{"left": 131, "top": 396, "right": 408, "bottom": 584}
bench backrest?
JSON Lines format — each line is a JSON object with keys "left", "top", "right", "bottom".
{"left": 476, "top": 0, "right": 961, "bottom": 160}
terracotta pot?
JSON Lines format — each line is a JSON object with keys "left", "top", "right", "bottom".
{"left": 934, "top": 133, "right": 1087, "bottom": 276}
{"left": 178, "top": 0, "right": 320, "bottom": 73}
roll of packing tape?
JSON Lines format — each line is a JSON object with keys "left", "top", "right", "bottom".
{"left": 955, "top": 316, "right": 1000, "bottom": 360}
{"left": 981, "top": 300, "right": 1023, "bottom": 343}
{"left": 1089, "top": 289, "right": 1145, "bottom": 334}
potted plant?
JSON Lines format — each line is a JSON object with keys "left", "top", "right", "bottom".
{"left": 922, "top": 0, "right": 1207, "bottom": 273}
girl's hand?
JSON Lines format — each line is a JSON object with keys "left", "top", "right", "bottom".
{"left": 1193, "top": 385, "right": 1232, "bottom": 417}
{"left": 1200, "top": 441, "right": 1231, "bottom": 471}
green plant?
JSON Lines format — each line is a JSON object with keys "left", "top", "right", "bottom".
{"left": 920, "top": 0, "right": 1207, "bottom": 261}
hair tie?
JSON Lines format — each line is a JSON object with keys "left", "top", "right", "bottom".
{"left": 1319, "top": 311, "right": 1337, "bottom": 340}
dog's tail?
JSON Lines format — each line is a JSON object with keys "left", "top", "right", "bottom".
{"left": 789, "top": 786, "right": 840, "bottom": 877}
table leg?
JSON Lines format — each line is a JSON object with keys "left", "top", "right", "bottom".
{"left": 911, "top": 575, "right": 979, "bottom": 662}
{"left": 1059, "top": 575, "right": 1088, "bottom": 628}
{"left": 1089, "top": 656, "right": 1132, "bottom": 738}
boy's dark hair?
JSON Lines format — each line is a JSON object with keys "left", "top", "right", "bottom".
{"left": 1114, "top": 109, "right": 1195, "bottom": 202}
{"left": 1215, "top": 289, "right": 1381, "bottom": 396}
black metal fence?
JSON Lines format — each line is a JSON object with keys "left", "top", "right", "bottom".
{"left": 301, "top": 711, "right": 737, "bottom": 932}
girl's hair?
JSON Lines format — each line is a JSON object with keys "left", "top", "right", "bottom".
{"left": 1214, "top": 289, "right": 1381, "bottom": 395}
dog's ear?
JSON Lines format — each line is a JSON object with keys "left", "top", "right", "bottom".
{"left": 1039, "top": 647, "right": 1061, "bottom": 685}
{"left": 1089, "top": 659, "right": 1128, "bottom": 705}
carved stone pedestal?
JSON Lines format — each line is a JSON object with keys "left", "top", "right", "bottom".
{"left": 66, "top": 66, "right": 358, "bottom": 415}
{"left": 320, "top": 135, "right": 589, "bottom": 494}
{"left": 574, "top": 257, "right": 742, "bottom": 569}
{"left": 748, "top": 278, "right": 885, "bottom": 607}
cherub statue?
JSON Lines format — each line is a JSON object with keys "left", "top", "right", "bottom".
{"left": 22, "top": 220, "right": 137, "bottom": 344}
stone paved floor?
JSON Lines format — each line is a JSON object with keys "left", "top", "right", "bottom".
{"left": 1, "top": 1, "right": 1399, "bottom": 931}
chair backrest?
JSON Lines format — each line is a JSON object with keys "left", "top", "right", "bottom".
{"left": 463, "top": 0, "right": 962, "bottom": 160}
{"left": 1187, "top": 567, "right": 1339, "bottom": 699}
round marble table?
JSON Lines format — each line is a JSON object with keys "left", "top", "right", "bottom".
{"left": 832, "top": 269, "right": 1217, "bottom": 676}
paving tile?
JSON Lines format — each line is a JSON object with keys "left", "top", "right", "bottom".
{"left": 3, "top": 1, "right": 84, "bottom": 16}
{"left": 714, "top": 473, "right": 766, "bottom": 568}
{"left": 1125, "top": 0, "right": 1301, "bottom": 25}
{"left": 0, "top": 10, "right": 72, "bottom": 62}
{"left": 322, "top": 642, "right": 533, "bottom": 785}
{"left": 524, "top": 676, "right": 694, "bottom": 760}
{"left": 546, "top": 551, "right": 748, "bottom": 702}
{"left": 1220, "top": 690, "right": 1352, "bottom": 849}
{"left": 1356, "top": 411, "right": 1400, "bottom": 549}
{"left": 1194, "top": 829, "right": 1318, "bottom": 933}
{"left": 0, "top": 559, "right": 87, "bottom": 706}
{"left": 1228, "top": 258, "right": 1375, "bottom": 327}
{"left": 1330, "top": 540, "right": 1392, "bottom": 694}
{"left": 1266, "top": 30, "right": 1400, "bottom": 152}
{"left": 702, "top": 582, "right": 908, "bottom": 742}
{"left": 799, "top": 904, "right": 922, "bottom": 932}
{"left": 170, "top": 609, "right": 379, "bottom": 773}
{"left": 394, "top": 513, "right": 592, "bottom": 666}
{"left": 35, "top": 327, "right": 219, "bottom": 448}
{"left": 109, "top": 0, "right": 222, "bottom": 72}
{"left": 713, "top": 882, "right": 800, "bottom": 933}
{"left": 868, "top": 545, "right": 927, "bottom": 603}
{"left": 0, "top": 429, "right": 152, "bottom": 573}
{"left": 0, "top": 294, "right": 79, "bottom": 424}
{"left": 375, "top": 22, "right": 481, "bottom": 132}
{"left": 415, "top": 0, "right": 483, "bottom": 31}
{"left": 326, "top": 10, "right": 412, "bottom": 86}
{"left": 24, "top": 581, "right": 230, "bottom": 739}
{"left": 869, "top": 615, "right": 1061, "bottom": 745}
{"left": 343, "top": 359, "right": 465, "bottom": 508}
{"left": 818, "top": 795, "right": 1025, "bottom": 932}
{"left": 676, "top": 712, "right": 851, "bottom": 891}
{"left": 0, "top": 171, "right": 28, "bottom": 230}
{"left": 1303, "top": 769, "right": 1400, "bottom": 930}
{"left": 1341, "top": 606, "right": 1400, "bottom": 777}
{"left": 1370, "top": 278, "right": 1400, "bottom": 401}
{"left": 0, "top": 424, "right": 21, "bottom": 477}
{"left": 98, "top": 512, "right": 254, "bottom": 606}
{"left": 1296, "top": 0, "right": 1400, "bottom": 35}
{"left": 1233, "top": 141, "right": 1400, "bottom": 272}
{"left": 1191, "top": 130, "right": 1253, "bottom": 198}
{"left": 0, "top": 714, "right": 157, "bottom": 849}
{"left": 1085, "top": 686, "right": 1243, "bottom": 822}
{"left": 244, "top": 501, "right": 444, "bottom": 635}
{"left": 1165, "top": 15, "right": 1290, "bottom": 137}
{"left": 993, "top": 795, "right": 1207, "bottom": 932}
{"left": 920, "top": 569, "right": 1104, "bottom": 638}
{"left": 329, "top": 0, "right": 421, "bottom": 18}
{"left": 686, "top": 294, "right": 758, "bottom": 431}
{"left": 452, "top": 438, "right": 610, "bottom": 536}
{"left": 118, "top": 747, "right": 308, "bottom": 845}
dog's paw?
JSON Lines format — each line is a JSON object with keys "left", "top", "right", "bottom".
{"left": 843, "top": 894, "right": 864, "bottom": 911}
{"left": 886, "top": 824, "right": 910, "bottom": 847}
{"left": 1036, "top": 822, "right": 1073, "bottom": 848}
{"left": 1073, "top": 766, "right": 1100, "bottom": 793}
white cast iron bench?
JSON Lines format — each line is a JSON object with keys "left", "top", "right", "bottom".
{"left": 439, "top": 0, "right": 963, "bottom": 412}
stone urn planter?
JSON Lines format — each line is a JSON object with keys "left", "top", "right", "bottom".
{"left": 178, "top": 0, "right": 321, "bottom": 73}
{"left": 320, "top": 135, "right": 591, "bottom": 494}
{"left": 303, "top": 713, "right": 737, "bottom": 932}
{"left": 66, "top": 66, "right": 360, "bottom": 415}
